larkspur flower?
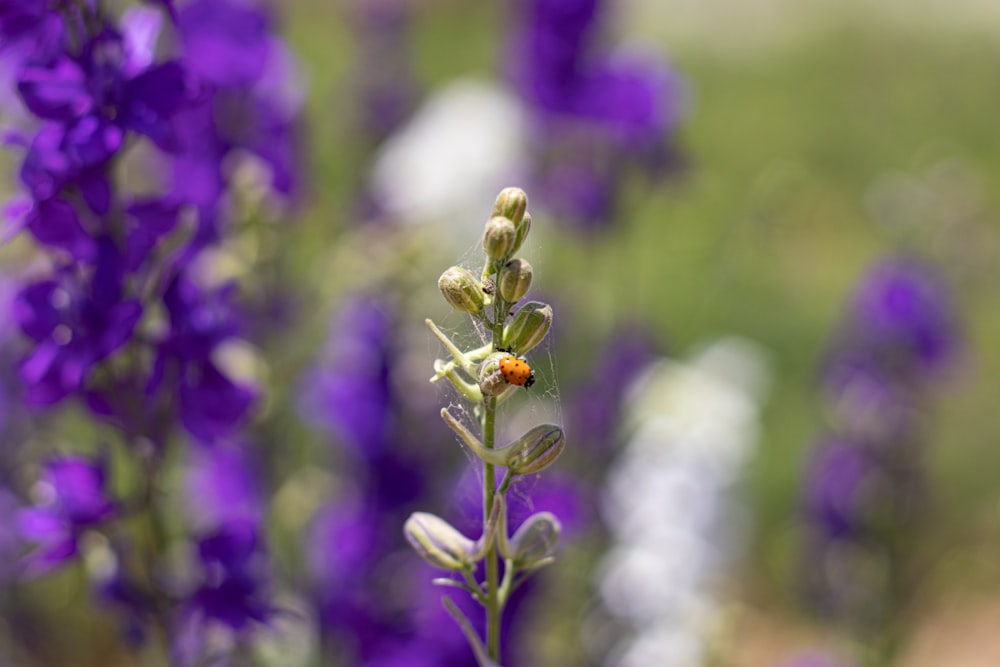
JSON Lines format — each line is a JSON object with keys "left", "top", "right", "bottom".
{"left": 506, "top": 0, "right": 684, "bottom": 230}
{"left": 0, "top": 1, "right": 302, "bottom": 663}
{"left": 297, "top": 295, "right": 395, "bottom": 456}
{"left": 148, "top": 272, "right": 255, "bottom": 443}
{"left": 17, "top": 454, "right": 117, "bottom": 576}
{"left": 798, "top": 254, "right": 959, "bottom": 643}
{"left": 173, "top": 520, "right": 273, "bottom": 666}
{"left": 14, "top": 245, "right": 142, "bottom": 406}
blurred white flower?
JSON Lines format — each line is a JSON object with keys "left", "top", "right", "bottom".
{"left": 369, "top": 78, "right": 528, "bottom": 247}
{"left": 597, "top": 337, "right": 770, "bottom": 667}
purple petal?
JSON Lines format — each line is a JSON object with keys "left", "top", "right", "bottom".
{"left": 17, "top": 56, "right": 93, "bottom": 120}
{"left": 179, "top": 0, "right": 271, "bottom": 87}
{"left": 25, "top": 197, "right": 96, "bottom": 260}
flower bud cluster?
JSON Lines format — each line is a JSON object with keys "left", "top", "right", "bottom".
{"left": 410, "top": 188, "right": 566, "bottom": 655}
{"left": 430, "top": 187, "right": 553, "bottom": 401}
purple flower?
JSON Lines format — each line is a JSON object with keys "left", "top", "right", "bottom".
{"left": 173, "top": 520, "right": 273, "bottom": 666}
{"left": 169, "top": 0, "right": 303, "bottom": 242}
{"left": 149, "top": 272, "right": 254, "bottom": 442}
{"left": 508, "top": 0, "right": 602, "bottom": 113}
{"left": 507, "top": 0, "right": 683, "bottom": 230}
{"left": 803, "top": 437, "right": 878, "bottom": 540}
{"left": 15, "top": 25, "right": 198, "bottom": 202}
{"left": 823, "top": 355, "right": 918, "bottom": 448}
{"left": 14, "top": 241, "right": 142, "bottom": 406}
{"left": 844, "top": 256, "right": 958, "bottom": 377}
{"left": 297, "top": 296, "right": 395, "bottom": 456}
{"left": 178, "top": 0, "right": 271, "bottom": 87}
{"left": 567, "top": 326, "right": 657, "bottom": 455}
{"left": 185, "top": 442, "right": 264, "bottom": 531}
{"left": 17, "top": 454, "right": 117, "bottom": 576}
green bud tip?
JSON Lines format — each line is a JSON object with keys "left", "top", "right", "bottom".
{"left": 498, "top": 258, "right": 533, "bottom": 303}
{"left": 483, "top": 216, "right": 517, "bottom": 261}
{"left": 438, "top": 266, "right": 485, "bottom": 315}
{"left": 491, "top": 187, "right": 528, "bottom": 227}
{"left": 511, "top": 210, "right": 531, "bottom": 255}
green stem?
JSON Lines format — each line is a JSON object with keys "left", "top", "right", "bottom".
{"left": 481, "top": 260, "right": 511, "bottom": 662}
{"left": 482, "top": 395, "right": 500, "bottom": 662}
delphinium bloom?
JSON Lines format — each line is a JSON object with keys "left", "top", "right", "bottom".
{"left": 174, "top": 443, "right": 271, "bottom": 666}
{"left": 17, "top": 454, "right": 117, "bottom": 577}
{"left": 300, "top": 294, "right": 435, "bottom": 664}
{"left": 0, "top": 0, "right": 302, "bottom": 662}
{"left": 597, "top": 338, "right": 770, "bottom": 667}
{"left": 799, "top": 255, "right": 959, "bottom": 652}
{"left": 506, "top": 0, "right": 684, "bottom": 230}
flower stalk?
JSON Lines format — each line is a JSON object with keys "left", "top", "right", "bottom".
{"left": 407, "top": 187, "right": 564, "bottom": 665}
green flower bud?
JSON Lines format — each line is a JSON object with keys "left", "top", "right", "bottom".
{"left": 506, "top": 512, "right": 561, "bottom": 571}
{"left": 498, "top": 259, "right": 532, "bottom": 303}
{"left": 503, "top": 423, "right": 564, "bottom": 475}
{"left": 483, "top": 216, "right": 516, "bottom": 261}
{"left": 511, "top": 211, "right": 531, "bottom": 255}
{"left": 491, "top": 187, "right": 528, "bottom": 227}
{"left": 477, "top": 352, "right": 510, "bottom": 398}
{"left": 404, "top": 512, "right": 475, "bottom": 571}
{"left": 502, "top": 301, "right": 552, "bottom": 354}
{"left": 438, "top": 266, "right": 485, "bottom": 314}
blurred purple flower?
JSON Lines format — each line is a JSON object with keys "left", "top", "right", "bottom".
{"left": 567, "top": 327, "right": 657, "bottom": 456}
{"left": 507, "top": 0, "right": 684, "bottom": 230}
{"left": 803, "top": 437, "right": 877, "bottom": 540}
{"left": 173, "top": 520, "right": 273, "bottom": 666}
{"left": 297, "top": 295, "right": 395, "bottom": 456}
{"left": 799, "top": 253, "right": 959, "bottom": 635}
{"left": 843, "top": 256, "right": 958, "bottom": 378}
{"left": 178, "top": 0, "right": 271, "bottom": 87}
{"left": 14, "top": 243, "right": 142, "bottom": 407}
{"left": 171, "top": 0, "right": 303, "bottom": 244}
{"left": 186, "top": 442, "right": 264, "bottom": 531}
{"left": 149, "top": 273, "right": 254, "bottom": 442}
{"left": 17, "top": 454, "right": 117, "bottom": 576}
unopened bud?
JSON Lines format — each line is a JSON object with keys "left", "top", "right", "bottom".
{"left": 511, "top": 211, "right": 531, "bottom": 254}
{"left": 404, "top": 512, "right": 475, "bottom": 571}
{"left": 483, "top": 216, "right": 516, "bottom": 261}
{"left": 504, "top": 423, "right": 564, "bottom": 475}
{"left": 503, "top": 301, "right": 552, "bottom": 354}
{"left": 498, "top": 259, "right": 532, "bottom": 303}
{"left": 438, "top": 266, "right": 485, "bottom": 314}
{"left": 478, "top": 352, "right": 510, "bottom": 398}
{"left": 491, "top": 187, "right": 528, "bottom": 227}
{"left": 507, "top": 512, "right": 561, "bottom": 571}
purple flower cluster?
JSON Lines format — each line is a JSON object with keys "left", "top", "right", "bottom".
{"left": 800, "top": 255, "right": 959, "bottom": 633}
{"left": 0, "top": 0, "right": 300, "bottom": 661}
{"left": 507, "top": 0, "right": 684, "bottom": 229}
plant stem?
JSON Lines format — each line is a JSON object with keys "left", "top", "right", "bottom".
{"left": 482, "top": 261, "right": 510, "bottom": 662}
{"left": 482, "top": 395, "right": 501, "bottom": 662}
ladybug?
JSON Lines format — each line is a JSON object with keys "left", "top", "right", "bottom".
{"left": 498, "top": 354, "right": 535, "bottom": 388}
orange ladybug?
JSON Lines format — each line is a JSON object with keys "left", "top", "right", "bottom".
{"left": 498, "top": 354, "right": 535, "bottom": 388}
